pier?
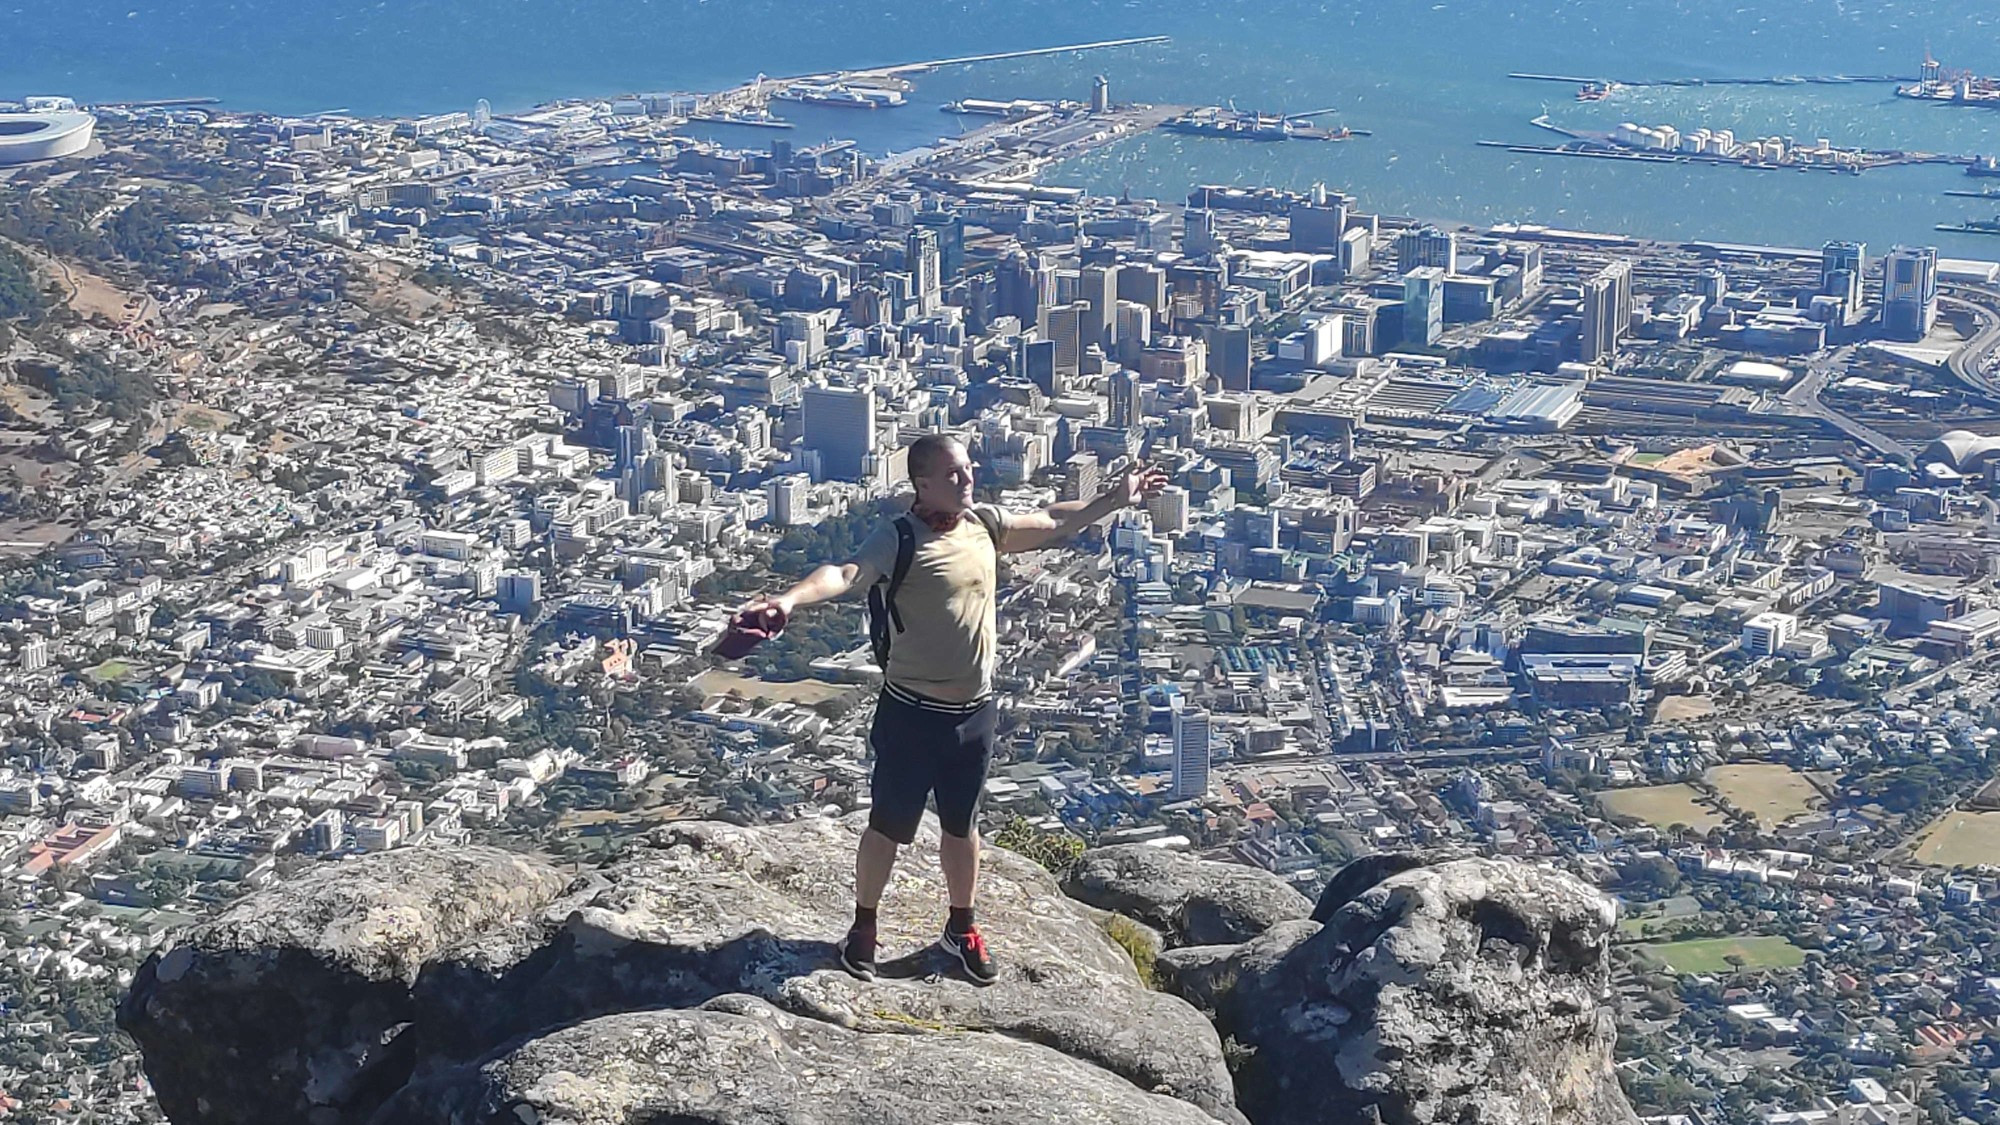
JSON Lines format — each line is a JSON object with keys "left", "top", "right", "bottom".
{"left": 1509, "top": 71, "right": 1911, "bottom": 89}
{"left": 697, "top": 37, "right": 1172, "bottom": 117}
{"left": 866, "top": 36, "right": 1172, "bottom": 76}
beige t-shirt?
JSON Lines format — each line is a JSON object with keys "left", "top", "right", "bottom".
{"left": 853, "top": 505, "right": 1013, "bottom": 702}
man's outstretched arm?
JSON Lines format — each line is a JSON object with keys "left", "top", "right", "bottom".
{"left": 739, "top": 558, "right": 876, "bottom": 625}
{"left": 999, "top": 462, "right": 1168, "bottom": 554}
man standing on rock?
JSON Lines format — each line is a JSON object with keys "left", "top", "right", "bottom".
{"left": 736, "top": 433, "right": 1165, "bottom": 985}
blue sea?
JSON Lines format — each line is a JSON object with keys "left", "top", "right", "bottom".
{"left": 15, "top": 1, "right": 2000, "bottom": 254}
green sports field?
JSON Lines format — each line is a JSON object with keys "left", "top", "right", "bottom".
{"left": 1641, "top": 935, "right": 1804, "bottom": 974}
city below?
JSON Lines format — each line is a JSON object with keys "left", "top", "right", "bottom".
{"left": 0, "top": 38, "right": 1998, "bottom": 1125}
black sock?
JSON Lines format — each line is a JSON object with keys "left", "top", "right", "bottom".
{"left": 852, "top": 905, "right": 878, "bottom": 934}
{"left": 947, "top": 906, "right": 975, "bottom": 934}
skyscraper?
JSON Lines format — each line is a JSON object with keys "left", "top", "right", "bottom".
{"left": 1183, "top": 208, "right": 1221, "bottom": 257}
{"left": 1881, "top": 245, "right": 1938, "bottom": 341}
{"left": 1821, "top": 240, "right": 1865, "bottom": 313}
{"left": 801, "top": 385, "right": 875, "bottom": 482}
{"left": 1079, "top": 263, "right": 1119, "bottom": 354}
{"left": 1039, "top": 301, "right": 1088, "bottom": 382}
{"left": 1396, "top": 225, "right": 1457, "bottom": 273}
{"left": 906, "top": 228, "right": 941, "bottom": 316}
{"left": 996, "top": 248, "right": 1041, "bottom": 326}
{"left": 1107, "top": 368, "right": 1140, "bottom": 430}
{"left": 1579, "top": 272, "right": 1620, "bottom": 364}
{"left": 1289, "top": 193, "right": 1349, "bottom": 254}
{"left": 914, "top": 209, "right": 965, "bottom": 282}
{"left": 1206, "top": 324, "right": 1253, "bottom": 392}
{"left": 1578, "top": 258, "right": 1633, "bottom": 363}
{"left": 1402, "top": 266, "right": 1445, "bottom": 348}
{"left": 1171, "top": 701, "right": 1212, "bottom": 801}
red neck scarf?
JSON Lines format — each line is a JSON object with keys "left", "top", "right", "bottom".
{"left": 912, "top": 506, "right": 964, "bottom": 533}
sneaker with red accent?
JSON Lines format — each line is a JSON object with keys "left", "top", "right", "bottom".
{"left": 940, "top": 923, "right": 998, "bottom": 985}
{"left": 837, "top": 928, "right": 878, "bottom": 981}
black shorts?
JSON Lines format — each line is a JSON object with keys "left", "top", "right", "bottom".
{"left": 866, "top": 686, "right": 997, "bottom": 844}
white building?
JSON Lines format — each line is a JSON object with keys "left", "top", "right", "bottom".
{"left": 1171, "top": 703, "right": 1212, "bottom": 801}
{"left": 1742, "top": 611, "right": 1800, "bottom": 658}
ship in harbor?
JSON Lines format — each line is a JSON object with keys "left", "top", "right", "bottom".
{"left": 1969, "top": 156, "right": 2000, "bottom": 178}
{"left": 1945, "top": 187, "right": 2000, "bottom": 198}
{"left": 1897, "top": 52, "right": 2000, "bottom": 107}
{"left": 1936, "top": 216, "right": 2000, "bottom": 235}
{"left": 1575, "top": 81, "right": 1620, "bottom": 102}
{"left": 1161, "top": 106, "right": 1362, "bottom": 142}
{"left": 940, "top": 98, "right": 1058, "bottom": 120}
{"left": 771, "top": 82, "right": 906, "bottom": 109}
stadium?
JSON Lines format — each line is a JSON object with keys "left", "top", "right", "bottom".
{"left": 0, "top": 111, "right": 97, "bottom": 165}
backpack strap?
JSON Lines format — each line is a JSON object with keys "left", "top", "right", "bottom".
{"left": 884, "top": 515, "right": 916, "bottom": 632}
{"left": 971, "top": 505, "right": 1004, "bottom": 548}
{"left": 865, "top": 515, "right": 916, "bottom": 668}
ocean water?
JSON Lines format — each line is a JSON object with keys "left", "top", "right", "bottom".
{"left": 14, "top": 0, "right": 2000, "bottom": 253}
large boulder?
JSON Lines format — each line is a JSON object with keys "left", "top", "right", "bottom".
{"left": 122, "top": 815, "right": 1242, "bottom": 1125}
{"left": 117, "top": 846, "right": 574, "bottom": 1125}
{"left": 1063, "top": 842, "right": 1314, "bottom": 946}
{"left": 373, "top": 995, "right": 1222, "bottom": 1125}
{"left": 1199, "top": 856, "right": 1639, "bottom": 1125}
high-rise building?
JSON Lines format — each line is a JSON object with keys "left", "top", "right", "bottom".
{"left": 1881, "top": 245, "right": 1938, "bottom": 340}
{"left": 1821, "top": 240, "right": 1865, "bottom": 313}
{"left": 1698, "top": 267, "right": 1728, "bottom": 307}
{"left": 766, "top": 474, "right": 811, "bottom": 526}
{"left": 1289, "top": 194, "right": 1348, "bottom": 254}
{"left": 1170, "top": 701, "right": 1212, "bottom": 800}
{"left": 1147, "top": 485, "right": 1191, "bottom": 535}
{"left": 1115, "top": 300, "right": 1152, "bottom": 366}
{"left": 1206, "top": 324, "right": 1253, "bottom": 392}
{"left": 1117, "top": 262, "right": 1168, "bottom": 317}
{"left": 1579, "top": 259, "right": 1633, "bottom": 363}
{"left": 1107, "top": 368, "right": 1140, "bottom": 430}
{"left": 1183, "top": 208, "right": 1221, "bottom": 257}
{"left": 801, "top": 384, "right": 876, "bottom": 482}
{"left": 996, "top": 248, "right": 1040, "bottom": 325}
{"left": 1402, "top": 266, "right": 1445, "bottom": 348}
{"left": 1395, "top": 225, "right": 1457, "bottom": 273}
{"left": 914, "top": 208, "right": 965, "bottom": 282}
{"left": 906, "top": 228, "right": 941, "bottom": 315}
{"left": 1021, "top": 338, "right": 1059, "bottom": 396}
{"left": 1039, "top": 301, "right": 1088, "bottom": 381}
{"left": 1079, "top": 263, "right": 1119, "bottom": 353}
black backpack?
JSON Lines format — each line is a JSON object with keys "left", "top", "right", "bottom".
{"left": 867, "top": 508, "right": 1003, "bottom": 668}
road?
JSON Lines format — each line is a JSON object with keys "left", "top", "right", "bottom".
{"left": 1942, "top": 283, "right": 2000, "bottom": 399}
{"left": 1774, "top": 344, "right": 1910, "bottom": 457}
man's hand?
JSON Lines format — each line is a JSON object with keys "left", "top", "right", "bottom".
{"left": 1115, "top": 462, "right": 1170, "bottom": 508}
{"left": 735, "top": 595, "right": 793, "bottom": 632}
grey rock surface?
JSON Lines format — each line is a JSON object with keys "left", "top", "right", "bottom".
{"left": 1210, "top": 857, "right": 1641, "bottom": 1125}
{"left": 457, "top": 815, "right": 1243, "bottom": 1124}
{"left": 122, "top": 815, "right": 1241, "bottom": 1125}
{"left": 117, "top": 846, "right": 572, "bottom": 1125}
{"left": 1063, "top": 842, "right": 1314, "bottom": 946}
{"left": 372, "top": 995, "right": 1223, "bottom": 1125}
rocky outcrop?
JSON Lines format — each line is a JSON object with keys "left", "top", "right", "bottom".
{"left": 1063, "top": 842, "right": 1314, "bottom": 946}
{"left": 374, "top": 996, "right": 1219, "bottom": 1125}
{"left": 121, "top": 824, "right": 1638, "bottom": 1125}
{"left": 121, "top": 815, "right": 1241, "bottom": 1125}
{"left": 117, "top": 846, "right": 573, "bottom": 1125}
{"left": 1169, "top": 857, "right": 1640, "bottom": 1125}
